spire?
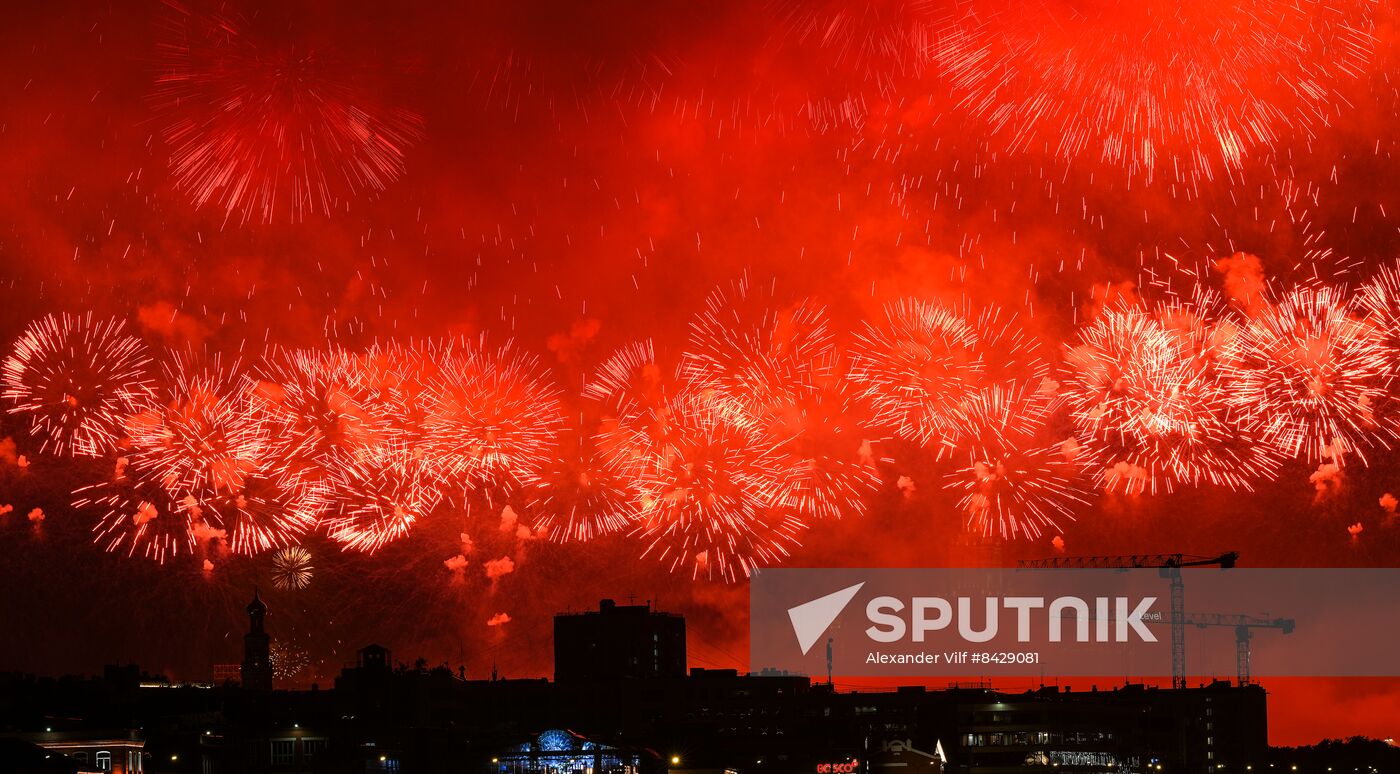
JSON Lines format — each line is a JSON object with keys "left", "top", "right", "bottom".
{"left": 246, "top": 586, "right": 266, "bottom": 615}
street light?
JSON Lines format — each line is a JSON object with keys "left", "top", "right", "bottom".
{"left": 671, "top": 756, "right": 681, "bottom": 766}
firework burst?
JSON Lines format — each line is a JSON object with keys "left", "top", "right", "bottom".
{"left": 314, "top": 444, "right": 442, "bottom": 553}
{"left": 126, "top": 358, "right": 264, "bottom": 501}
{"left": 250, "top": 347, "right": 387, "bottom": 476}
{"left": 205, "top": 471, "right": 317, "bottom": 556}
{"left": 151, "top": 1, "right": 424, "bottom": 223}
{"left": 681, "top": 274, "right": 835, "bottom": 421}
{"left": 1062, "top": 302, "right": 1280, "bottom": 493}
{"left": 2, "top": 313, "right": 154, "bottom": 456}
{"left": 270, "top": 640, "right": 313, "bottom": 682}
{"left": 1355, "top": 261, "right": 1400, "bottom": 410}
{"left": 424, "top": 341, "right": 564, "bottom": 496}
{"left": 585, "top": 340, "right": 670, "bottom": 412}
{"left": 765, "top": 371, "right": 882, "bottom": 521}
{"left": 947, "top": 440, "right": 1087, "bottom": 540}
{"left": 270, "top": 545, "right": 315, "bottom": 590}
{"left": 849, "top": 298, "right": 981, "bottom": 452}
{"left": 1225, "top": 285, "right": 1393, "bottom": 464}
{"left": 353, "top": 339, "right": 459, "bottom": 453}
{"left": 606, "top": 389, "right": 803, "bottom": 582}
{"left": 930, "top": 0, "right": 1378, "bottom": 180}
{"left": 526, "top": 427, "right": 638, "bottom": 542}
{"left": 75, "top": 457, "right": 194, "bottom": 564}
{"left": 967, "top": 305, "right": 1051, "bottom": 391}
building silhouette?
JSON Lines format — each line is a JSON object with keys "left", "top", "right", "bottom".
{"left": 0, "top": 597, "right": 1296, "bottom": 774}
{"left": 554, "top": 598, "right": 685, "bottom": 682}
{"left": 240, "top": 589, "right": 272, "bottom": 692}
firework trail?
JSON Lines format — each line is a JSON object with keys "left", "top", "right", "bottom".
{"left": 526, "top": 427, "right": 638, "bottom": 542}
{"left": 424, "top": 340, "right": 564, "bottom": 497}
{"left": 849, "top": 298, "right": 981, "bottom": 453}
{"left": 250, "top": 347, "right": 388, "bottom": 476}
{"left": 151, "top": 0, "right": 424, "bottom": 223}
{"left": 205, "top": 471, "right": 317, "bottom": 556}
{"left": 604, "top": 388, "right": 803, "bottom": 582}
{"left": 680, "top": 273, "right": 835, "bottom": 422}
{"left": 929, "top": 0, "right": 1378, "bottom": 180}
{"left": 2, "top": 313, "right": 154, "bottom": 457}
{"left": 1226, "top": 284, "right": 1394, "bottom": 465}
{"left": 313, "top": 442, "right": 442, "bottom": 553}
{"left": 75, "top": 457, "right": 195, "bottom": 564}
{"left": 126, "top": 356, "right": 264, "bottom": 501}
{"left": 770, "top": 0, "right": 940, "bottom": 84}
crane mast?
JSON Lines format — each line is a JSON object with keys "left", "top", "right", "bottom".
{"left": 1017, "top": 552, "right": 1239, "bottom": 688}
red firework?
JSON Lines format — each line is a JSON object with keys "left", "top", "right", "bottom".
{"left": 770, "top": 0, "right": 940, "bottom": 84}
{"left": 126, "top": 357, "right": 264, "bottom": 501}
{"left": 764, "top": 369, "right": 882, "bottom": 522}
{"left": 250, "top": 347, "right": 388, "bottom": 475}
{"left": 966, "top": 305, "right": 1051, "bottom": 391}
{"left": 585, "top": 340, "right": 671, "bottom": 412}
{"left": 947, "top": 442, "right": 1087, "bottom": 540}
{"left": 151, "top": 1, "right": 424, "bottom": 223}
{"left": 945, "top": 382, "right": 1086, "bottom": 538}
{"left": 849, "top": 298, "right": 981, "bottom": 452}
{"left": 604, "top": 389, "right": 803, "bottom": 582}
{"left": 1355, "top": 260, "right": 1400, "bottom": 395}
{"left": 75, "top": 457, "right": 195, "bottom": 564}
{"left": 203, "top": 471, "right": 317, "bottom": 556}
{"left": 931, "top": 0, "right": 1377, "bottom": 180}
{"left": 525, "top": 427, "right": 639, "bottom": 543}
{"left": 313, "top": 443, "right": 442, "bottom": 553}
{"left": 680, "top": 274, "right": 835, "bottom": 422}
{"left": 424, "top": 340, "right": 564, "bottom": 496}
{"left": 2, "top": 313, "right": 154, "bottom": 457}
{"left": 1225, "top": 285, "right": 1394, "bottom": 465}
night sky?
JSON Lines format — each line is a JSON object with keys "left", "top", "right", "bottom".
{"left": 1, "top": 0, "right": 1398, "bottom": 744}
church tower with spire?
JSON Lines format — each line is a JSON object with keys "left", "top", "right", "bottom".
{"left": 240, "top": 588, "right": 273, "bottom": 691}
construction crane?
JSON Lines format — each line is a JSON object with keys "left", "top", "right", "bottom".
{"left": 1052, "top": 609, "right": 1296, "bottom": 686}
{"left": 1180, "top": 613, "right": 1295, "bottom": 686}
{"left": 1017, "top": 552, "right": 1239, "bottom": 689}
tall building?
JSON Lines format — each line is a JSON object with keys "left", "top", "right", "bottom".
{"left": 554, "top": 599, "right": 685, "bottom": 682}
{"left": 240, "top": 589, "right": 273, "bottom": 692}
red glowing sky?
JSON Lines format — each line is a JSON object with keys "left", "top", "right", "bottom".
{"left": 0, "top": 0, "right": 1398, "bottom": 744}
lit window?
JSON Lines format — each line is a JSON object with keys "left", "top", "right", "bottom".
{"left": 96, "top": 751, "right": 112, "bottom": 771}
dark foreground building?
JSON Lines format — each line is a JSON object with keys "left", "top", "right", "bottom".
{"left": 554, "top": 598, "right": 687, "bottom": 682}
{"left": 0, "top": 596, "right": 1270, "bottom": 774}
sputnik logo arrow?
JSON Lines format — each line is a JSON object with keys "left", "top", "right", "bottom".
{"left": 787, "top": 582, "right": 865, "bottom": 655}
